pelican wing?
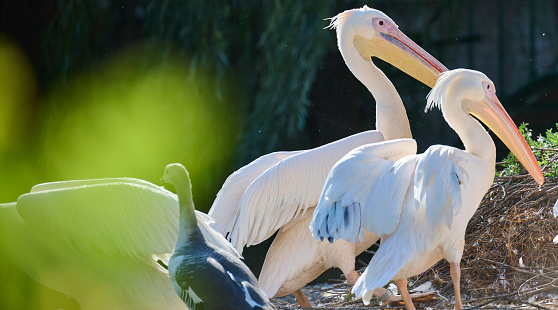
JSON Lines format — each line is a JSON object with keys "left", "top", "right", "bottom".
{"left": 311, "top": 139, "right": 417, "bottom": 243}
{"left": 226, "top": 130, "right": 385, "bottom": 252}
{"left": 196, "top": 212, "right": 242, "bottom": 259}
{"left": 208, "top": 150, "right": 301, "bottom": 234}
{"left": 17, "top": 179, "right": 179, "bottom": 256}
{"left": 413, "top": 145, "right": 468, "bottom": 229}
{"left": 17, "top": 178, "right": 240, "bottom": 258}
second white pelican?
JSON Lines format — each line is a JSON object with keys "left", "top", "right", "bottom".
{"left": 311, "top": 69, "right": 544, "bottom": 309}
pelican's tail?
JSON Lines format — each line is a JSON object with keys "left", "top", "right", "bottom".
{"left": 352, "top": 240, "right": 407, "bottom": 305}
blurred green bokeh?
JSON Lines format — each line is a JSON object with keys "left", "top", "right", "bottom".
{"left": 0, "top": 39, "right": 239, "bottom": 310}
{"left": 0, "top": 37, "right": 37, "bottom": 201}
{"left": 0, "top": 42, "right": 239, "bottom": 208}
{"left": 0, "top": 37, "right": 35, "bottom": 151}
{"left": 39, "top": 48, "right": 239, "bottom": 208}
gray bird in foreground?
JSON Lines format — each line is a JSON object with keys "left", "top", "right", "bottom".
{"left": 162, "top": 163, "right": 274, "bottom": 310}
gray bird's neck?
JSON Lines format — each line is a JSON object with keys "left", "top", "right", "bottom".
{"left": 174, "top": 181, "right": 202, "bottom": 246}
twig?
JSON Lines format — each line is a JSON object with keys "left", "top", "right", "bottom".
{"left": 357, "top": 258, "right": 368, "bottom": 267}
{"left": 465, "top": 294, "right": 552, "bottom": 309}
{"left": 534, "top": 148, "right": 558, "bottom": 152}
{"left": 494, "top": 174, "right": 531, "bottom": 182}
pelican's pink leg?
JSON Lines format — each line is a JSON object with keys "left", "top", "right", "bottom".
{"left": 292, "top": 289, "right": 311, "bottom": 308}
{"left": 395, "top": 278, "right": 416, "bottom": 310}
{"left": 450, "top": 262, "right": 464, "bottom": 310}
{"left": 345, "top": 269, "right": 360, "bottom": 285}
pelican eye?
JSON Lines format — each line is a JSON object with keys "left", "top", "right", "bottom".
{"left": 379, "top": 20, "right": 384, "bottom": 25}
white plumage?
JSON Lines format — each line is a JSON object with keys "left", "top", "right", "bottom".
{"left": 210, "top": 151, "right": 301, "bottom": 234}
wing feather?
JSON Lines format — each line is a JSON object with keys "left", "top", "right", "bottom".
{"left": 227, "top": 130, "right": 385, "bottom": 251}
{"left": 17, "top": 181, "right": 178, "bottom": 256}
{"left": 17, "top": 178, "right": 240, "bottom": 258}
{"left": 311, "top": 139, "right": 417, "bottom": 243}
{"left": 197, "top": 213, "right": 242, "bottom": 259}
{"left": 208, "top": 151, "right": 301, "bottom": 234}
{"left": 413, "top": 145, "right": 467, "bottom": 229}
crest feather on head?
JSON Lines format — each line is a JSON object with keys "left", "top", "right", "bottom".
{"left": 426, "top": 69, "right": 486, "bottom": 113}
{"left": 324, "top": 5, "right": 371, "bottom": 29}
{"left": 425, "top": 70, "right": 463, "bottom": 113}
{"left": 425, "top": 71, "right": 450, "bottom": 113}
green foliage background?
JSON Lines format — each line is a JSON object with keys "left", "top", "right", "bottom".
{"left": 499, "top": 123, "right": 558, "bottom": 178}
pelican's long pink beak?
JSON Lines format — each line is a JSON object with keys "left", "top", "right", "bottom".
{"left": 378, "top": 21, "right": 448, "bottom": 83}
{"left": 468, "top": 82, "right": 544, "bottom": 185}
{"left": 353, "top": 18, "right": 447, "bottom": 88}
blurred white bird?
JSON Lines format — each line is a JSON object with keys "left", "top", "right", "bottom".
{"left": 311, "top": 69, "right": 544, "bottom": 310}
{"left": 0, "top": 177, "right": 239, "bottom": 310}
{"left": 209, "top": 5, "right": 446, "bottom": 306}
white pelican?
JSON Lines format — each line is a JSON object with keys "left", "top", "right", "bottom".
{"left": 208, "top": 5, "right": 447, "bottom": 306}
{"left": 310, "top": 69, "right": 544, "bottom": 310}
{"left": 163, "top": 163, "right": 273, "bottom": 310}
{"left": 0, "top": 178, "right": 240, "bottom": 310}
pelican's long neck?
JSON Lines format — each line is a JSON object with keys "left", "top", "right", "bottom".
{"left": 444, "top": 96, "right": 496, "bottom": 163}
{"left": 174, "top": 176, "right": 201, "bottom": 245}
{"left": 339, "top": 36, "right": 411, "bottom": 140}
